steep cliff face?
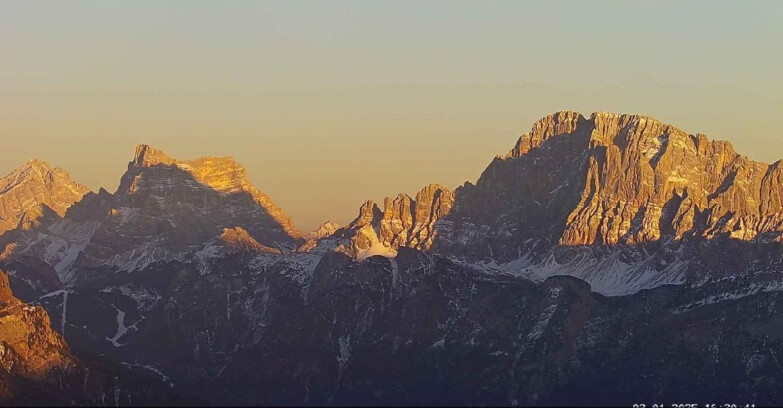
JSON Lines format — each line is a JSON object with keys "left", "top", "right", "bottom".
{"left": 435, "top": 111, "right": 593, "bottom": 261}
{"left": 335, "top": 184, "right": 455, "bottom": 259}
{"left": 430, "top": 111, "right": 783, "bottom": 295}
{"left": 438, "top": 111, "right": 783, "bottom": 251}
{"left": 0, "top": 270, "right": 75, "bottom": 384}
{"left": 0, "top": 159, "right": 89, "bottom": 234}
{"left": 1, "top": 267, "right": 76, "bottom": 405}
{"left": 559, "top": 112, "right": 781, "bottom": 245}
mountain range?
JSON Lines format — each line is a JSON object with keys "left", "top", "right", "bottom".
{"left": 1, "top": 111, "right": 782, "bottom": 406}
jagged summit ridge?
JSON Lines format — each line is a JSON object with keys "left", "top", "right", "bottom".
{"left": 505, "top": 110, "right": 705, "bottom": 160}
{"left": 126, "top": 144, "right": 254, "bottom": 194}
{"left": 337, "top": 183, "right": 455, "bottom": 259}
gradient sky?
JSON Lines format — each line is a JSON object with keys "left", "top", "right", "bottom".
{"left": 1, "top": 1, "right": 782, "bottom": 231}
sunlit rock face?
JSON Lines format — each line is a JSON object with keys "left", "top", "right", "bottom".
{"left": 430, "top": 111, "right": 783, "bottom": 295}
{"left": 442, "top": 111, "right": 783, "bottom": 253}
{"left": 1, "top": 269, "right": 76, "bottom": 406}
{"left": 0, "top": 159, "right": 89, "bottom": 234}
{"left": 0, "top": 269, "right": 74, "bottom": 382}
{"left": 1, "top": 145, "right": 303, "bottom": 285}
{"left": 334, "top": 184, "right": 454, "bottom": 259}
{"left": 561, "top": 112, "right": 781, "bottom": 245}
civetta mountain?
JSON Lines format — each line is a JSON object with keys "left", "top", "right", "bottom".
{"left": 1, "top": 111, "right": 782, "bottom": 406}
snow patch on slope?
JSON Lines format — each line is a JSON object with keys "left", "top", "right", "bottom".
{"left": 458, "top": 247, "right": 687, "bottom": 297}
{"left": 356, "top": 241, "right": 397, "bottom": 261}
{"left": 15, "top": 220, "right": 99, "bottom": 284}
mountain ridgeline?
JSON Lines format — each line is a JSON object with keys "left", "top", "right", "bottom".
{"left": 1, "top": 111, "right": 783, "bottom": 406}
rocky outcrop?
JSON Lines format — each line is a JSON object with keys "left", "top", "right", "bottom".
{"left": 381, "top": 184, "right": 455, "bottom": 250}
{"left": 0, "top": 159, "right": 89, "bottom": 234}
{"left": 0, "top": 269, "right": 13, "bottom": 302}
{"left": 558, "top": 111, "right": 781, "bottom": 246}
{"left": 335, "top": 184, "right": 454, "bottom": 259}
{"left": 217, "top": 227, "right": 282, "bottom": 254}
{"left": 0, "top": 273, "right": 74, "bottom": 382}
{"left": 0, "top": 269, "right": 192, "bottom": 405}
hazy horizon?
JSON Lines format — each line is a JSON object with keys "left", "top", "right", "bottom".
{"left": 2, "top": 1, "right": 782, "bottom": 230}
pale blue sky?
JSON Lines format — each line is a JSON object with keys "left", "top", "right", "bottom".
{"left": 1, "top": 1, "right": 782, "bottom": 230}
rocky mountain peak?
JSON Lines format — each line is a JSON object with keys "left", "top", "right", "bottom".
{"left": 48, "top": 145, "right": 304, "bottom": 274}
{"left": 23, "top": 158, "right": 52, "bottom": 171}
{"left": 349, "top": 200, "right": 382, "bottom": 229}
{"left": 415, "top": 183, "right": 452, "bottom": 205}
{"left": 505, "top": 110, "right": 695, "bottom": 160}
{"left": 0, "top": 160, "right": 90, "bottom": 235}
{"left": 309, "top": 221, "right": 341, "bottom": 239}
{"left": 438, "top": 110, "right": 783, "bottom": 276}
{"left": 337, "top": 184, "right": 455, "bottom": 258}
{"left": 506, "top": 110, "right": 588, "bottom": 158}
{"left": 4, "top": 159, "right": 67, "bottom": 189}
{"left": 132, "top": 144, "right": 175, "bottom": 168}
{"left": 125, "top": 145, "right": 265, "bottom": 197}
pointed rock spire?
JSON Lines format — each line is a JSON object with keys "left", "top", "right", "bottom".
{"left": 132, "top": 144, "right": 175, "bottom": 168}
{"left": 338, "top": 184, "right": 455, "bottom": 258}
